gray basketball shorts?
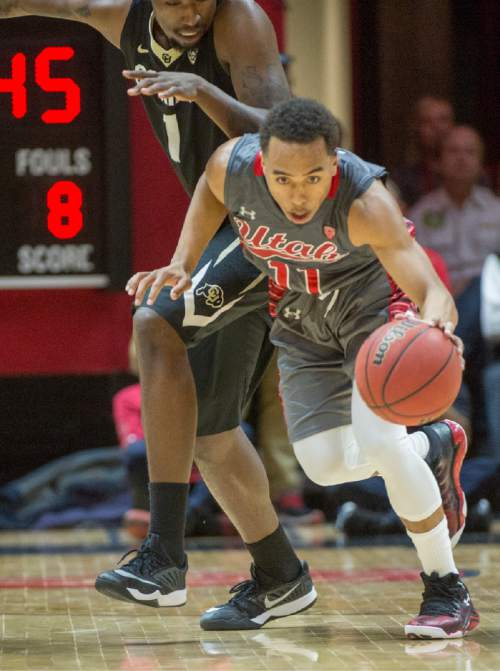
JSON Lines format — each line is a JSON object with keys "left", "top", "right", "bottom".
{"left": 139, "top": 224, "right": 274, "bottom": 436}
{"left": 271, "top": 266, "right": 411, "bottom": 443}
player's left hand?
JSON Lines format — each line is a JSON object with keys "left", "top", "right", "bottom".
{"left": 123, "top": 70, "right": 204, "bottom": 102}
{"left": 426, "top": 317, "right": 465, "bottom": 370}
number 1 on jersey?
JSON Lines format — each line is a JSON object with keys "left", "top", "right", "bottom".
{"left": 162, "top": 109, "right": 180, "bottom": 163}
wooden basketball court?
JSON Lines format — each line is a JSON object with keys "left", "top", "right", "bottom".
{"left": 1, "top": 527, "right": 498, "bottom": 670}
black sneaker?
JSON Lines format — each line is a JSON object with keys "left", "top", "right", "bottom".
{"left": 200, "top": 561, "right": 317, "bottom": 630}
{"left": 95, "top": 533, "right": 187, "bottom": 607}
{"left": 405, "top": 572, "right": 480, "bottom": 639}
{"left": 421, "top": 420, "right": 467, "bottom": 547}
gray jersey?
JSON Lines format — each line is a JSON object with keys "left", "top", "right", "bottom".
{"left": 224, "top": 134, "right": 409, "bottom": 441}
{"left": 224, "top": 133, "right": 387, "bottom": 296}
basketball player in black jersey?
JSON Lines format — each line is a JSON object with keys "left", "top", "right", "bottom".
{"left": 1, "top": 1, "right": 317, "bottom": 629}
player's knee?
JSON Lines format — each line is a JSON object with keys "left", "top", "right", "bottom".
{"left": 293, "top": 432, "right": 345, "bottom": 486}
{"left": 194, "top": 429, "right": 237, "bottom": 465}
{"left": 351, "top": 382, "right": 408, "bottom": 468}
{"left": 133, "top": 307, "right": 185, "bottom": 358}
{"left": 353, "top": 423, "right": 406, "bottom": 475}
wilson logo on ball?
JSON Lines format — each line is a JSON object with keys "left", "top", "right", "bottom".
{"left": 372, "top": 319, "right": 418, "bottom": 366}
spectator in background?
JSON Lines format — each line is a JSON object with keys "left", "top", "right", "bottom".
{"left": 409, "top": 125, "right": 500, "bottom": 454}
{"left": 392, "top": 96, "right": 455, "bottom": 210}
{"left": 409, "top": 125, "right": 500, "bottom": 298}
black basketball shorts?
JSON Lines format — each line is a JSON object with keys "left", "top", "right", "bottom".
{"left": 138, "top": 224, "right": 274, "bottom": 436}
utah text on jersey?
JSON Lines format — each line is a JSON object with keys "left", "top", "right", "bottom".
{"left": 233, "top": 217, "right": 349, "bottom": 264}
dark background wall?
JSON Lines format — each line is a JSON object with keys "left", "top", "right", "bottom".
{"left": 352, "top": 0, "right": 500, "bottom": 175}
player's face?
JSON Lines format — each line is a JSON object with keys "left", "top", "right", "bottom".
{"left": 439, "top": 127, "right": 483, "bottom": 184}
{"left": 152, "top": 0, "right": 217, "bottom": 48}
{"left": 262, "top": 137, "right": 337, "bottom": 225}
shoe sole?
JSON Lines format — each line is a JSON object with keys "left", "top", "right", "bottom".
{"left": 405, "top": 609, "right": 480, "bottom": 639}
{"left": 200, "top": 587, "right": 318, "bottom": 631}
{"left": 443, "top": 420, "right": 468, "bottom": 548}
{"left": 95, "top": 575, "right": 186, "bottom": 607}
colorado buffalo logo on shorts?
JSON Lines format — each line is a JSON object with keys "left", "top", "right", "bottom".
{"left": 195, "top": 283, "right": 225, "bottom": 309}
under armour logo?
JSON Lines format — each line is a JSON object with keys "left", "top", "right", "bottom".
{"left": 239, "top": 206, "right": 256, "bottom": 220}
{"left": 283, "top": 307, "right": 301, "bottom": 320}
{"left": 188, "top": 49, "right": 198, "bottom": 65}
{"left": 195, "top": 283, "right": 224, "bottom": 308}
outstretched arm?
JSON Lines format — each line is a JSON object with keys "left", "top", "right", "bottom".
{"left": 126, "top": 138, "right": 237, "bottom": 306}
{"left": 123, "top": 0, "right": 290, "bottom": 137}
{"left": 0, "top": 0, "right": 130, "bottom": 48}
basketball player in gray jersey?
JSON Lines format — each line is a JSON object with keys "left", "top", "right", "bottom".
{"left": 130, "top": 99, "right": 479, "bottom": 639}
{"left": 1, "top": 1, "right": 316, "bottom": 630}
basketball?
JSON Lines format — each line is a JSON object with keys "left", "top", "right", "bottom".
{"left": 355, "top": 318, "right": 462, "bottom": 425}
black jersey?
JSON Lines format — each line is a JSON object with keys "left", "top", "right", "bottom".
{"left": 120, "top": 0, "right": 235, "bottom": 195}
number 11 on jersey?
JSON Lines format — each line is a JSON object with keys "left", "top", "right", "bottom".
{"left": 268, "top": 260, "right": 322, "bottom": 295}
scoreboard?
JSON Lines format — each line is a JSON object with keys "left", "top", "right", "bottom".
{"left": 0, "top": 18, "right": 130, "bottom": 289}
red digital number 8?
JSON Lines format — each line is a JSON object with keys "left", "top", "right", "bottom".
{"left": 47, "top": 181, "right": 83, "bottom": 240}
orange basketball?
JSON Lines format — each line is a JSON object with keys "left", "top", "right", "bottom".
{"left": 355, "top": 318, "right": 462, "bottom": 425}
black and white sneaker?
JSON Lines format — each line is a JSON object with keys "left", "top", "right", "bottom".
{"left": 95, "top": 533, "right": 187, "bottom": 607}
{"left": 200, "top": 561, "right": 317, "bottom": 630}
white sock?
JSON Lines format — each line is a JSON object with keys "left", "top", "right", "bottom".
{"left": 407, "top": 518, "right": 458, "bottom": 577}
{"left": 408, "top": 431, "right": 430, "bottom": 459}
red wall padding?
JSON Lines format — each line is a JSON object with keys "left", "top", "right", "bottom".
{"left": 0, "top": 0, "right": 284, "bottom": 376}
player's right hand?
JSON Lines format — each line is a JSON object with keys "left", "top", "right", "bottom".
{"left": 126, "top": 263, "right": 192, "bottom": 306}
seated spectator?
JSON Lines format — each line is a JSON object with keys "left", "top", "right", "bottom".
{"left": 391, "top": 95, "right": 455, "bottom": 210}
{"left": 409, "top": 125, "right": 500, "bottom": 298}
{"left": 409, "top": 124, "right": 500, "bottom": 451}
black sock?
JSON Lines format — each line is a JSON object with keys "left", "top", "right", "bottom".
{"left": 149, "top": 482, "right": 189, "bottom": 566}
{"left": 245, "top": 524, "right": 302, "bottom": 585}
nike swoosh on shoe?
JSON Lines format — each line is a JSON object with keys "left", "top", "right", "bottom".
{"left": 114, "top": 569, "right": 159, "bottom": 587}
{"left": 264, "top": 583, "right": 300, "bottom": 609}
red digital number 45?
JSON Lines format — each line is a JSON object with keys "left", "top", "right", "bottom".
{"left": 0, "top": 46, "right": 81, "bottom": 123}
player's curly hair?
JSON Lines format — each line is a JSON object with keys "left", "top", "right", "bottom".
{"left": 260, "top": 97, "right": 340, "bottom": 155}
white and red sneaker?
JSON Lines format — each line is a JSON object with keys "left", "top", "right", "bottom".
{"left": 405, "top": 572, "right": 480, "bottom": 639}
{"left": 421, "top": 420, "right": 468, "bottom": 547}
